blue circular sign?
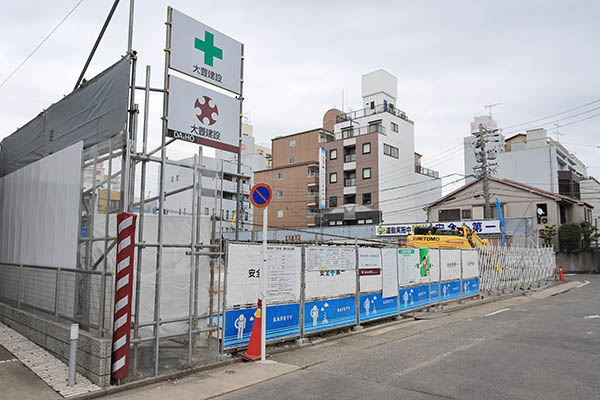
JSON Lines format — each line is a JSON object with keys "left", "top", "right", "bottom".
{"left": 250, "top": 183, "right": 272, "bottom": 208}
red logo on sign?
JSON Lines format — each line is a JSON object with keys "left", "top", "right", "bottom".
{"left": 194, "top": 96, "right": 219, "bottom": 125}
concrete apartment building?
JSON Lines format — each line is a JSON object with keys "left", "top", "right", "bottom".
{"left": 254, "top": 127, "right": 333, "bottom": 228}
{"left": 164, "top": 123, "right": 264, "bottom": 232}
{"left": 324, "top": 70, "right": 442, "bottom": 224}
{"left": 464, "top": 117, "right": 588, "bottom": 198}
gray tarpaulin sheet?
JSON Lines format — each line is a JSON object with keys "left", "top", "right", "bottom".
{"left": 0, "top": 55, "right": 130, "bottom": 177}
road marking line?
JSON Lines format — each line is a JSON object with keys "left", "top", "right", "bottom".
{"left": 577, "top": 280, "right": 590, "bottom": 288}
{"left": 584, "top": 315, "right": 600, "bottom": 319}
{"left": 0, "top": 358, "right": 18, "bottom": 364}
{"left": 565, "top": 273, "right": 576, "bottom": 276}
{"left": 485, "top": 308, "right": 511, "bottom": 316}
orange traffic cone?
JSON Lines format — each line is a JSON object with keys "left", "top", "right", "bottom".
{"left": 240, "top": 300, "right": 263, "bottom": 361}
{"left": 559, "top": 266, "right": 564, "bottom": 281}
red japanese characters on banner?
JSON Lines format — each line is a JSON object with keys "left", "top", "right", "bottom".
{"left": 111, "top": 213, "right": 137, "bottom": 380}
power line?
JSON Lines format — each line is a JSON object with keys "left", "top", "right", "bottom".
{"left": 0, "top": 0, "right": 86, "bottom": 90}
{"left": 502, "top": 106, "right": 600, "bottom": 136}
{"left": 501, "top": 98, "right": 600, "bottom": 130}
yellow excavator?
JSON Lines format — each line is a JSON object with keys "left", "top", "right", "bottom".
{"left": 406, "top": 225, "right": 490, "bottom": 249}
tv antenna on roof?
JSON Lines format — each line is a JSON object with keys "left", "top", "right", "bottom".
{"left": 553, "top": 123, "right": 564, "bottom": 143}
{"left": 484, "top": 103, "right": 502, "bottom": 118}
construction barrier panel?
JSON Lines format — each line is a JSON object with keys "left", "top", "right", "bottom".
{"left": 221, "top": 243, "right": 554, "bottom": 350}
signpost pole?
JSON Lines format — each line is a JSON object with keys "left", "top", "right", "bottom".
{"left": 261, "top": 206, "right": 268, "bottom": 361}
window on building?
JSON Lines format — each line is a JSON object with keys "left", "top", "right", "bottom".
{"left": 176, "top": 175, "right": 179, "bottom": 181}
{"left": 277, "top": 210, "right": 283, "bottom": 218}
{"left": 245, "top": 212, "right": 249, "bottom": 221}
{"left": 226, "top": 210, "right": 229, "bottom": 220}
{"left": 289, "top": 157, "right": 295, "bottom": 164}
{"left": 439, "top": 209, "right": 461, "bottom": 222}
{"left": 461, "top": 209, "right": 472, "bottom": 219}
{"left": 277, "top": 190, "right": 283, "bottom": 198}
{"left": 391, "top": 122, "right": 398, "bottom": 133}
{"left": 370, "top": 101, "right": 375, "bottom": 109}
{"left": 362, "top": 142, "right": 371, "bottom": 154}
{"left": 205, "top": 207, "right": 209, "bottom": 216}
{"left": 329, "top": 172, "right": 338, "bottom": 184}
{"left": 344, "top": 171, "right": 356, "bottom": 187}
{"left": 383, "top": 144, "right": 399, "bottom": 159}
{"left": 171, "top": 176, "right": 174, "bottom": 182}
{"left": 277, "top": 172, "right": 283, "bottom": 180}
{"left": 329, "top": 196, "right": 337, "bottom": 208}
{"left": 362, "top": 192, "right": 371, "bottom": 205}
{"left": 362, "top": 167, "right": 371, "bottom": 179}
{"left": 330, "top": 149, "right": 337, "bottom": 160}
{"left": 290, "top": 139, "right": 296, "bottom": 147}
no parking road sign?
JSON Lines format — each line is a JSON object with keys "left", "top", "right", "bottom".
{"left": 250, "top": 183, "right": 272, "bottom": 208}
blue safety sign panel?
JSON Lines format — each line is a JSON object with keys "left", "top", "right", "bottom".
{"left": 304, "top": 296, "right": 356, "bottom": 333}
{"left": 462, "top": 278, "right": 480, "bottom": 297}
{"left": 399, "top": 284, "right": 430, "bottom": 312}
{"left": 359, "top": 293, "right": 398, "bottom": 322}
{"left": 250, "top": 183, "right": 272, "bottom": 208}
{"left": 223, "top": 303, "right": 299, "bottom": 348}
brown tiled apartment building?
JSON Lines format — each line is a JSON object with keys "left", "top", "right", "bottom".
{"left": 254, "top": 125, "right": 334, "bottom": 228}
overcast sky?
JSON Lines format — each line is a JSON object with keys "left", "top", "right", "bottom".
{"left": 1, "top": 0, "right": 599, "bottom": 193}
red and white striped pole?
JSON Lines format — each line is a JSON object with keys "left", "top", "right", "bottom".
{"left": 111, "top": 212, "right": 137, "bottom": 381}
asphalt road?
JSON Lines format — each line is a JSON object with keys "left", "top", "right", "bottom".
{"left": 215, "top": 275, "right": 599, "bottom": 400}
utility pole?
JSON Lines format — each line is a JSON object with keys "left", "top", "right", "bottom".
{"left": 477, "top": 124, "right": 492, "bottom": 219}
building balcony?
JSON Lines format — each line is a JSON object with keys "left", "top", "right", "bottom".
{"left": 558, "top": 170, "right": 581, "bottom": 199}
{"left": 306, "top": 215, "right": 319, "bottom": 227}
{"left": 344, "top": 178, "right": 356, "bottom": 187}
{"left": 336, "top": 104, "right": 409, "bottom": 124}
{"left": 343, "top": 153, "right": 356, "bottom": 163}
{"left": 343, "top": 162, "right": 356, "bottom": 171}
{"left": 306, "top": 175, "right": 318, "bottom": 186}
{"left": 340, "top": 124, "right": 386, "bottom": 139}
{"left": 415, "top": 165, "right": 439, "bottom": 178}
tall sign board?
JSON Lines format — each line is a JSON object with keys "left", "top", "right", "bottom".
{"left": 167, "top": 76, "right": 240, "bottom": 152}
{"left": 170, "top": 8, "right": 242, "bottom": 94}
{"left": 167, "top": 7, "right": 243, "bottom": 153}
{"left": 319, "top": 147, "right": 326, "bottom": 210}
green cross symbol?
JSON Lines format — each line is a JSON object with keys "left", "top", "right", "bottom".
{"left": 194, "top": 31, "right": 223, "bottom": 67}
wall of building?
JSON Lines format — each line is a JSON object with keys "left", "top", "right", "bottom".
{"left": 254, "top": 162, "right": 319, "bottom": 228}
{"left": 323, "top": 132, "right": 380, "bottom": 210}
{"left": 464, "top": 128, "right": 587, "bottom": 195}
{"left": 164, "top": 156, "right": 252, "bottom": 231}
{"left": 271, "top": 129, "right": 324, "bottom": 168}
{"left": 580, "top": 177, "right": 600, "bottom": 226}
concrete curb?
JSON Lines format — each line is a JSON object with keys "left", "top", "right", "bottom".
{"left": 73, "top": 280, "right": 566, "bottom": 399}
{"left": 71, "top": 357, "right": 242, "bottom": 400}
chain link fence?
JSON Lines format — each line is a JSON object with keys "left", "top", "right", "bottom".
{"left": 0, "top": 262, "right": 113, "bottom": 336}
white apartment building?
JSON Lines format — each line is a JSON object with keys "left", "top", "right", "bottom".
{"left": 164, "top": 124, "right": 265, "bottom": 232}
{"left": 325, "top": 70, "right": 442, "bottom": 223}
{"left": 464, "top": 117, "right": 588, "bottom": 198}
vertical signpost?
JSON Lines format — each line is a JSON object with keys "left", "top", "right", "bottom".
{"left": 318, "top": 147, "right": 326, "bottom": 240}
{"left": 250, "top": 183, "right": 272, "bottom": 361}
{"left": 147, "top": 6, "right": 244, "bottom": 376}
